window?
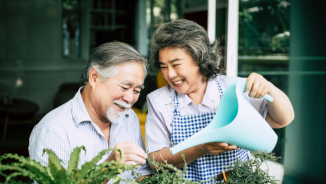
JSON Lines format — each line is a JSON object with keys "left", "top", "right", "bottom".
{"left": 62, "top": 0, "right": 82, "bottom": 59}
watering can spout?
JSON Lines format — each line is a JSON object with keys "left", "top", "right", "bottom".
{"left": 170, "top": 78, "right": 278, "bottom": 155}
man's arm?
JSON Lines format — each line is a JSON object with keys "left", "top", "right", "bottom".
{"left": 29, "top": 125, "right": 70, "bottom": 168}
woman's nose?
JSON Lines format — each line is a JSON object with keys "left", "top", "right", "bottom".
{"left": 168, "top": 68, "right": 177, "bottom": 79}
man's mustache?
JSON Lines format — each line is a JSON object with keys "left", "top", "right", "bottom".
{"left": 113, "top": 100, "right": 131, "bottom": 109}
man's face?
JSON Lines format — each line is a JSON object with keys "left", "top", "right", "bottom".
{"left": 91, "top": 62, "right": 145, "bottom": 124}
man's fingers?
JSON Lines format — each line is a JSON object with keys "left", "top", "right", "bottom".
{"left": 125, "top": 161, "right": 141, "bottom": 169}
{"left": 125, "top": 145, "right": 147, "bottom": 159}
{"left": 116, "top": 142, "right": 147, "bottom": 159}
{"left": 121, "top": 154, "right": 146, "bottom": 165}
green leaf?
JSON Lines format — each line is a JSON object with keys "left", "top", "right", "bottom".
{"left": 51, "top": 168, "right": 68, "bottom": 184}
{"left": 76, "top": 148, "right": 118, "bottom": 180}
{"left": 0, "top": 154, "right": 54, "bottom": 183}
{"left": 4, "top": 170, "right": 36, "bottom": 184}
{"left": 85, "top": 160, "right": 136, "bottom": 183}
{"left": 0, "top": 164, "right": 49, "bottom": 184}
{"left": 42, "top": 149, "right": 63, "bottom": 171}
{"left": 42, "top": 149, "right": 66, "bottom": 183}
{"left": 67, "top": 146, "right": 86, "bottom": 177}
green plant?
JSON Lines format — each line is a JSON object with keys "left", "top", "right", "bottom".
{"left": 217, "top": 150, "right": 281, "bottom": 184}
{"left": 1, "top": 147, "right": 281, "bottom": 184}
{"left": 0, "top": 146, "right": 137, "bottom": 184}
{"left": 139, "top": 150, "right": 280, "bottom": 184}
{"left": 137, "top": 153, "right": 205, "bottom": 184}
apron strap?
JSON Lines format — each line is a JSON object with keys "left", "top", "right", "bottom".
{"left": 173, "top": 78, "right": 224, "bottom": 114}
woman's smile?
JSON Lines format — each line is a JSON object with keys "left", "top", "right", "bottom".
{"left": 172, "top": 79, "right": 185, "bottom": 87}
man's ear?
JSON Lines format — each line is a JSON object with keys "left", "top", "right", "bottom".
{"left": 89, "top": 67, "right": 100, "bottom": 88}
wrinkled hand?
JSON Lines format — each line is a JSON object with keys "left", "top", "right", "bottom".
{"left": 246, "top": 73, "right": 272, "bottom": 99}
{"left": 107, "top": 142, "right": 147, "bottom": 169}
{"left": 197, "top": 142, "right": 239, "bottom": 155}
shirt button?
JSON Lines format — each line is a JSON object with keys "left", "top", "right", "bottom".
{"left": 125, "top": 114, "right": 129, "bottom": 118}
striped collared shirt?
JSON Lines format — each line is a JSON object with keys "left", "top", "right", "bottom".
{"left": 29, "top": 87, "right": 154, "bottom": 183}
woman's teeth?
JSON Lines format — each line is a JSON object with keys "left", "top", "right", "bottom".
{"left": 174, "top": 80, "right": 183, "bottom": 85}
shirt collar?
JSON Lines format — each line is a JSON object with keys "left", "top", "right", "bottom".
{"left": 201, "top": 78, "right": 221, "bottom": 109}
{"left": 176, "top": 78, "right": 221, "bottom": 110}
{"left": 71, "top": 87, "right": 93, "bottom": 127}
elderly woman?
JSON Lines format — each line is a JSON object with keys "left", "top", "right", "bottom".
{"left": 145, "top": 19, "right": 294, "bottom": 182}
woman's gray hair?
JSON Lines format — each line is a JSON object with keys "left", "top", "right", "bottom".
{"left": 150, "top": 19, "right": 223, "bottom": 80}
{"left": 82, "top": 41, "right": 148, "bottom": 85}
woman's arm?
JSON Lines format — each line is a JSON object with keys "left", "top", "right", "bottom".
{"left": 246, "top": 73, "right": 295, "bottom": 128}
{"left": 149, "top": 143, "right": 238, "bottom": 169}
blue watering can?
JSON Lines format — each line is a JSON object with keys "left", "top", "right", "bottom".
{"left": 170, "top": 78, "right": 278, "bottom": 155}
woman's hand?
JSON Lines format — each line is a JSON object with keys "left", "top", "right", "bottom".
{"left": 245, "top": 73, "right": 272, "bottom": 99}
{"left": 196, "top": 142, "right": 239, "bottom": 155}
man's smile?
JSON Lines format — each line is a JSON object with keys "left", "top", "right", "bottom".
{"left": 114, "top": 102, "right": 126, "bottom": 110}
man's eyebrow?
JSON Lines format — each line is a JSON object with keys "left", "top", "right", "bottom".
{"left": 120, "top": 81, "right": 144, "bottom": 89}
{"left": 159, "top": 58, "right": 182, "bottom": 65}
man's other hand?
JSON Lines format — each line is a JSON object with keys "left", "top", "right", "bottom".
{"left": 106, "top": 142, "right": 147, "bottom": 169}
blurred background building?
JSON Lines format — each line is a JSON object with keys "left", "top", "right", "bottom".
{"left": 0, "top": 0, "right": 325, "bottom": 183}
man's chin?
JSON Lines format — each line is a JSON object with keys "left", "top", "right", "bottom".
{"left": 107, "top": 111, "right": 127, "bottom": 124}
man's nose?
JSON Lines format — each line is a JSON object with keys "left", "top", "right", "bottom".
{"left": 123, "top": 90, "right": 133, "bottom": 104}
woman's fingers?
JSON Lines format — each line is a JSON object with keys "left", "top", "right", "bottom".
{"left": 246, "top": 73, "right": 271, "bottom": 99}
{"left": 204, "top": 142, "right": 239, "bottom": 155}
{"left": 255, "top": 83, "right": 265, "bottom": 98}
{"left": 210, "top": 150, "right": 227, "bottom": 155}
{"left": 245, "top": 73, "right": 255, "bottom": 93}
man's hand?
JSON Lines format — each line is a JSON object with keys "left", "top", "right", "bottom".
{"left": 106, "top": 142, "right": 147, "bottom": 169}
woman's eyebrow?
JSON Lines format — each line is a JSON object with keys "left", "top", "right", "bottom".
{"left": 120, "top": 80, "right": 144, "bottom": 89}
{"left": 159, "top": 58, "right": 182, "bottom": 65}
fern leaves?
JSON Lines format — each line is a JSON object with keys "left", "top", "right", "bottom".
{"left": 76, "top": 147, "right": 118, "bottom": 180}
{"left": 0, "top": 146, "right": 136, "bottom": 184}
{"left": 67, "top": 146, "right": 86, "bottom": 177}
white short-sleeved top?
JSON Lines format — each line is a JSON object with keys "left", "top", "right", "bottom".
{"left": 145, "top": 75, "right": 268, "bottom": 153}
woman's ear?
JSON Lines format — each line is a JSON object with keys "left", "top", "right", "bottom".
{"left": 89, "top": 67, "right": 100, "bottom": 88}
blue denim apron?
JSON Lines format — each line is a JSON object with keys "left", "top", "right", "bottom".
{"left": 170, "top": 79, "right": 249, "bottom": 183}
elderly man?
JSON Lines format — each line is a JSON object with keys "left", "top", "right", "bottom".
{"left": 29, "top": 42, "right": 153, "bottom": 183}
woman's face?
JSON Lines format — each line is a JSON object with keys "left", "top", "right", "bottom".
{"left": 159, "top": 47, "right": 205, "bottom": 95}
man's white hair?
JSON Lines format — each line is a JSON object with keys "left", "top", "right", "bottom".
{"left": 82, "top": 41, "right": 148, "bottom": 84}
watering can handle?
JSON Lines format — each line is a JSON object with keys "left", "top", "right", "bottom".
{"left": 263, "top": 94, "right": 273, "bottom": 102}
